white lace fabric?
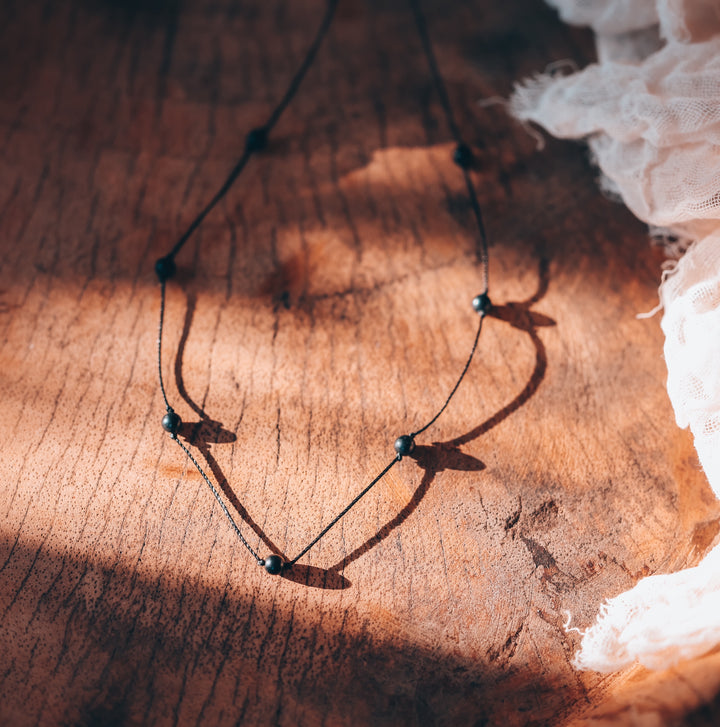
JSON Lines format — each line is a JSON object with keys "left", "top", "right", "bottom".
{"left": 510, "top": 0, "right": 720, "bottom": 673}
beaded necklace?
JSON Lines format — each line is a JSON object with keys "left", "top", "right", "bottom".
{"left": 155, "top": 0, "right": 491, "bottom": 576}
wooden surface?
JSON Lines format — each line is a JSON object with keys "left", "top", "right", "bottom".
{"left": 2, "top": 1, "right": 720, "bottom": 725}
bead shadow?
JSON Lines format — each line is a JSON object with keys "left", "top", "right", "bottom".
{"left": 280, "top": 563, "right": 350, "bottom": 589}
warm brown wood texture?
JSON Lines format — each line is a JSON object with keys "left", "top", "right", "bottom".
{"left": 2, "top": 1, "right": 719, "bottom": 725}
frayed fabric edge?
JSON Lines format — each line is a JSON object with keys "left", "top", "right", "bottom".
{"left": 572, "top": 543, "right": 720, "bottom": 673}
{"left": 508, "top": 72, "right": 560, "bottom": 122}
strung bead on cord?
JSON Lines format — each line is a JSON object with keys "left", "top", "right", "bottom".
{"left": 453, "top": 143, "right": 473, "bottom": 169}
{"left": 155, "top": 256, "right": 176, "bottom": 283}
{"left": 472, "top": 293, "right": 491, "bottom": 316}
{"left": 161, "top": 410, "right": 182, "bottom": 437}
{"left": 245, "top": 127, "right": 269, "bottom": 153}
{"left": 394, "top": 435, "right": 415, "bottom": 459}
{"left": 263, "top": 555, "right": 284, "bottom": 575}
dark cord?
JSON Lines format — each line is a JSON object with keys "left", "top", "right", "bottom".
{"left": 167, "top": 151, "right": 252, "bottom": 260}
{"left": 407, "top": 0, "right": 490, "bottom": 291}
{"left": 264, "top": 0, "right": 339, "bottom": 132}
{"left": 167, "top": 0, "right": 339, "bottom": 262}
{"left": 411, "top": 314, "right": 484, "bottom": 439}
{"left": 155, "top": 0, "right": 493, "bottom": 572}
{"left": 407, "top": 0, "right": 462, "bottom": 143}
{"left": 288, "top": 457, "right": 399, "bottom": 565}
{"left": 462, "top": 168, "right": 490, "bottom": 291}
{"left": 158, "top": 280, "right": 171, "bottom": 411}
{"left": 156, "top": 0, "right": 340, "bottom": 565}
{"left": 174, "top": 437, "right": 263, "bottom": 563}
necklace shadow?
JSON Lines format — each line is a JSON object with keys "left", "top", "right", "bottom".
{"left": 173, "top": 255, "right": 553, "bottom": 590}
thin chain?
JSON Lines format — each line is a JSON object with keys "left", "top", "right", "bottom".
{"left": 174, "top": 438, "right": 264, "bottom": 563}
{"left": 155, "top": 0, "right": 493, "bottom": 572}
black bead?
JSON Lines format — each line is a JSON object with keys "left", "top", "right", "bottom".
{"left": 264, "top": 554, "right": 283, "bottom": 575}
{"left": 245, "top": 127, "right": 268, "bottom": 153}
{"left": 394, "top": 435, "right": 415, "bottom": 459}
{"left": 472, "top": 293, "right": 491, "bottom": 316}
{"left": 453, "top": 143, "right": 473, "bottom": 169}
{"left": 161, "top": 411, "right": 182, "bottom": 435}
{"left": 155, "top": 256, "right": 176, "bottom": 282}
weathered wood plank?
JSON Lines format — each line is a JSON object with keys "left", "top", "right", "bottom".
{"left": 1, "top": 1, "right": 719, "bottom": 725}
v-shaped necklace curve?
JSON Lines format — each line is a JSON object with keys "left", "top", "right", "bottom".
{"left": 154, "top": 0, "right": 491, "bottom": 576}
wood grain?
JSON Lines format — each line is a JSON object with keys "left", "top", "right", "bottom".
{"left": 1, "top": 0, "right": 719, "bottom": 725}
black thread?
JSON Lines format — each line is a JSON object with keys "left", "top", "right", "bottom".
{"left": 411, "top": 314, "right": 484, "bottom": 439}
{"left": 288, "top": 458, "right": 399, "bottom": 565}
{"left": 158, "top": 280, "right": 172, "bottom": 412}
{"left": 174, "top": 438, "right": 263, "bottom": 563}
{"left": 408, "top": 0, "right": 490, "bottom": 289}
{"left": 166, "top": 0, "right": 339, "bottom": 263}
{"left": 155, "top": 0, "right": 338, "bottom": 565}
{"left": 155, "top": 0, "right": 493, "bottom": 570}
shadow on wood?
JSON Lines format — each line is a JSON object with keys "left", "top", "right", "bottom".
{"left": 0, "top": 535, "right": 574, "bottom": 726}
